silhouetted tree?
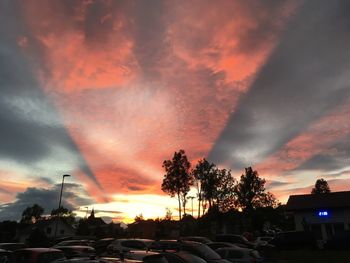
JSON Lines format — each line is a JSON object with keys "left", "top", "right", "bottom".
{"left": 162, "top": 149, "right": 193, "bottom": 220}
{"left": 21, "top": 204, "right": 44, "bottom": 223}
{"left": 164, "top": 208, "right": 172, "bottom": 221}
{"left": 192, "top": 159, "right": 215, "bottom": 217}
{"left": 214, "top": 168, "right": 236, "bottom": 212}
{"left": 311, "top": 178, "right": 331, "bottom": 194}
{"left": 51, "top": 206, "right": 75, "bottom": 225}
{"left": 134, "top": 213, "right": 144, "bottom": 222}
{"left": 201, "top": 165, "right": 220, "bottom": 211}
{"left": 234, "top": 167, "right": 273, "bottom": 212}
{"left": 256, "top": 191, "right": 279, "bottom": 208}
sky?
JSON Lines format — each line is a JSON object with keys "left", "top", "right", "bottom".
{"left": 1, "top": 0, "right": 350, "bottom": 222}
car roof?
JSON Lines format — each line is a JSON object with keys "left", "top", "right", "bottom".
{"left": 216, "top": 246, "right": 251, "bottom": 252}
{"left": 0, "top": 243, "right": 25, "bottom": 245}
{"left": 54, "top": 245, "right": 94, "bottom": 249}
{"left": 17, "top": 248, "right": 62, "bottom": 252}
{"left": 114, "top": 239, "right": 154, "bottom": 244}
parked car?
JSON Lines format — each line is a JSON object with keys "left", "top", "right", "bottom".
{"left": 53, "top": 246, "right": 96, "bottom": 259}
{"left": 254, "top": 237, "right": 273, "bottom": 247}
{"left": 107, "top": 239, "right": 153, "bottom": 255}
{"left": 324, "top": 231, "right": 350, "bottom": 250}
{"left": 215, "top": 235, "right": 255, "bottom": 249}
{"left": 94, "top": 238, "right": 115, "bottom": 255}
{"left": 144, "top": 251, "right": 207, "bottom": 263}
{"left": 123, "top": 250, "right": 159, "bottom": 261}
{"left": 55, "top": 257, "right": 141, "bottom": 263}
{"left": 0, "top": 249, "right": 15, "bottom": 263}
{"left": 207, "top": 242, "right": 239, "bottom": 251}
{"left": 177, "top": 241, "right": 230, "bottom": 263}
{"left": 216, "top": 247, "right": 262, "bottom": 263}
{"left": 178, "top": 236, "right": 212, "bottom": 244}
{"left": 14, "top": 248, "right": 66, "bottom": 263}
{"left": 0, "top": 243, "right": 26, "bottom": 251}
{"left": 100, "top": 257, "right": 142, "bottom": 263}
{"left": 269, "top": 231, "right": 317, "bottom": 250}
{"left": 54, "top": 240, "right": 95, "bottom": 248}
{"left": 149, "top": 240, "right": 179, "bottom": 251}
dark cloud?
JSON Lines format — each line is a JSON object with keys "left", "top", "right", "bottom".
{"left": 266, "top": 180, "right": 291, "bottom": 188}
{"left": 296, "top": 135, "right": 350, "bottom": 175}
{"left": 36, "top": 177, "right": 55, "bottom": 185}
{"left": 0, "top": 2, "right": 103, "bottom": 189}
{"left": 131, "top": 0, "right": 166, "bottom": 79}
{"left": 0, "top": 184, "right": 94, "bottom": 221}
{"left": 209, "top": 0, "right": 350, "bottom": 168}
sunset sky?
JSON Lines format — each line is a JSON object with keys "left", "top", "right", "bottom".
{"left": 1, "top": 0, "right": 350, "bottom": 223}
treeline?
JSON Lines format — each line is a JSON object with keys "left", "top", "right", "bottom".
{"left": 162, "top": 149, "right": 278, "bottom": 220}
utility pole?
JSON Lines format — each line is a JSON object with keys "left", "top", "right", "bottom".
{"left": 54, "top": 174, "right": 71, "bottom": 241}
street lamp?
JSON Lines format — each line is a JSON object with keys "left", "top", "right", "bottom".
{"left": 54, "top": 174, "right": 71, "bottom": 240}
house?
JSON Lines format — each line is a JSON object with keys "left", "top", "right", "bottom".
{"left": 286, "top": 191, "right": 350, "bottom": 243}
{"left": 17, "top": 217, "right": 75, "bottom": 243}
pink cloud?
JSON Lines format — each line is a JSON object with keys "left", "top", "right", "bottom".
{"left": 19, "top": 0, "right": 297, "bottom": 201}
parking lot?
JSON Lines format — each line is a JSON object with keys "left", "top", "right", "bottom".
{"left": 272, "top": 250, "right": 350, "bottom": 263}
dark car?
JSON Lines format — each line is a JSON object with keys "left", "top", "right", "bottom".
{"left": 269, "top": 231, "right": 317, "bottom": 250}
{"left": 149, "top": 240, "right": 179, "bottom": 251}
{"left": 178, "top": 237, "right": 212, "bottom": 244}
{"left": 56, "top": 257, "right": 141, "bottom": 263}
{"left": 207, "top": 242, "right": 239, "bottom": 251}
{"left": 215, "top": 235, "right": 255, "bottom": 249}
{"left": 14, "top": 248, "right": 66, "bottom": 263}
{"left": 177, "top": 241, "right": 230, "bottom": 263}
{"left": 144, "top": 251, "right": 207, "bottom": 263}
{"left": 0, "top": 249, "right": 15, "bottom": 263}
{"left": 94, "top": 238, "right": 115, "bottom": 255}
{"left": 54, "top": 240, "right": 95, "bottom": 248}
{"left": 107, "top": 239, "right": 153, "bottom": 255}
{"left": 216, "top": 247, "right": 263, "bottom": 263}
{"left": 0, "top": 243, "right": 26, "bottom": 251}
{"left": 53, "top": 246, "right": 96, "bottom": 259}
{"left": 324, "top": 231, "right": 350, "bottom": 250}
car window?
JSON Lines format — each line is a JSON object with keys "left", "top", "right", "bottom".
{"left": 14, "top": 251, "right": 32, "bottom": 263}
{"left": 0, "top": 254, "right": 12, "bottom": 263}
{"left": 38, "top": 252, "right": 65, "bottom": 263}
{"left": 121, "top": 240, "right": 145, "bottom": 249}
{"left": 179, "top": 253, "right": 207, "bottom": 263}
{"left": 181, "top": 244, "right": 221, "bottom": 260}
{"left": 216, "top": 250, "right": 226, "bottom": 258}
{"left": 249, "top": 250, "right": 260, "bottom": 259}
{"left": 163, "top": 253, "right": 185, "bottom": 263}
{"left": 228, "top": 250, "right": 244, "bottom": 259}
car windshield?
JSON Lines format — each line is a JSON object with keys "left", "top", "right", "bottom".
{"left": 241, "top": 236, "right": 248, "bottom": 242}
{"left": 180, "top": 252, "right": 207, "bottom": 263}
{"left": 38, "top": 252, "right": 66, "bottom": 263}
{"left": 14, "top": 251, "right": 32, "bottom": 263}
{"left": 193, "top": 243, "right": 221, "bottom": 260}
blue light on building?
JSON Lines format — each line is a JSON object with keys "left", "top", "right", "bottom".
{"left": 318, "top": 211, "right": 329, "bottom": 217}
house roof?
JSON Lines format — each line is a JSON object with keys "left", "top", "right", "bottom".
{"left": 286, "top": 191, "right": 350, "bottom": 211}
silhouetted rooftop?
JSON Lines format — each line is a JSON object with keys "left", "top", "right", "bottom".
{"left": 286, "top": 191, "right": 350, "bottom": 211}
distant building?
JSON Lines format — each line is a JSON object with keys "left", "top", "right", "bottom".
{"left": 17, "top": 218, "right": 75, "bottom": 243}
{"left": 286, "top": 191, "right": 350, "bottom": 244}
